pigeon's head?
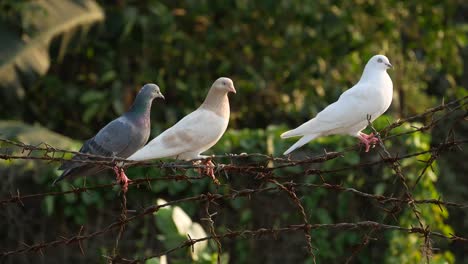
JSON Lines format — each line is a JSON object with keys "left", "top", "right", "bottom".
{"left": 140, "top": 83, "right": 165, "bottom": 100}
{"left": 369, "top": 55, "right": 393, "bottom": 70}
{"left": 213, "top": 77, "right": 236, "bottom": 94}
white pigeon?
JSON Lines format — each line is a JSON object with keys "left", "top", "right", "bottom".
{"left": 281, "top": 54, "right": 393, "bottom": 155}
{"left": 127, "top": 77, "right": 236, "bottom": 181}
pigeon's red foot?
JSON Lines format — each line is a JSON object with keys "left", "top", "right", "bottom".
{"left": 113, "top": 166, "right": 132, "bottom": 193}
{"left": 197, "top": 159, "right": 219, "bottom": 185}
{"left": 358, "top": 132, "right": 379, "bottom": 152}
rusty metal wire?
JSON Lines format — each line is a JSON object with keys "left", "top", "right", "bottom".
{"left": 116, "top": 221, "right": 468, "bottom": 264}
{"left": 0, "top": 96, "right": 466, "bottom": 263}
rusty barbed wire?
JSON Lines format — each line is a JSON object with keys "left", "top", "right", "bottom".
{"left": 1, "top": 139, "right": 465, "bottom": 208}
{"left": 268, "top": 179, "right": 316, "bottom": 261}
{"left": 1, "top": 179, "right": 467, "bottom": 211}
{"left": 2, "top": 187, "right": 466, "bottom": 261}
{"left": 344, "top": 98, "right": 467, "bottom": 263}
{"left": 0, "top": 97, "right": 466, "bottom": 263}
{"left": 202, "top": 200, "right": 222, "bottom": 264}
{"left": 111, "top": 220, "right": 468, "bottom": 264}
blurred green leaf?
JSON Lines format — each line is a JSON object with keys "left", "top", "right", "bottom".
{"left": 0, "top": 0, "right": 104, "bottom": 110}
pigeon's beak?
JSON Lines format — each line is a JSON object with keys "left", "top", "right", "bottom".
{"left": 385, "top": 62, "right": 393, "bottom": 68}
{"left": 229, "top": 85, "right": 236, "bottom": 94}
{"left": 158, "top": 93, "right": 165, "bottom": 100}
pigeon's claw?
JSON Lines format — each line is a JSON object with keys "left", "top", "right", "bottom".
{"left": 358, "top": 132, "right": 379, "bottom": 152}
{"left": 113, "top": 166, "right": 132, "bottom": 193}
{"left": 205, "top": 159, "right": 219, "bottom": 185}
{"left": 196, "top": 159, "right": 219, "bottom": 185}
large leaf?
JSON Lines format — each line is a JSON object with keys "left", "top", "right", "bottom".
{"left": 0, "top": 0, "right": 104, "bottom": 102}
{"left": 0, "top": 120, "right": 77, "bottom": 182}
{"left": 0, "top": 120, "right": 76, "bottom": 148}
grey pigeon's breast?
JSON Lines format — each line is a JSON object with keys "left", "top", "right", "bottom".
{"left": 137, "top": 116, "right": 151, "bottom": 142}
{"left": 122, "top": 118, "right": 151, "bottom": 157}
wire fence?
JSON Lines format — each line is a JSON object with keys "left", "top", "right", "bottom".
{"left": 0, "top": 96, "right": 467, "bottom": 263}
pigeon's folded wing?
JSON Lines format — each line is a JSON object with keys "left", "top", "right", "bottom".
{"left": 59, "top": 118, "right": 132, "bottom": 170}
{"left": 285, "top": 85, "right": 373, "bottom": 137}
{"left": 129, "top": 109, "right": 226, "bottom": 161}
{"left": 93, "top": 117, "right": 134, "bottom": 156}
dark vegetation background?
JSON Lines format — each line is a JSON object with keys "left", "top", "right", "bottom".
{"left": 0, "top": 0, "right": 467, "bottom": 263}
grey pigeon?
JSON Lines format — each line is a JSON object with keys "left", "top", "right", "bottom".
{"left": 54, "top": 84, "right": 164, "bottom": 187}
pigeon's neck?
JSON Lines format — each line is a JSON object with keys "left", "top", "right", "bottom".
{"left": 128, "top": 95, "right": 152, "bottom": 117}
{"left": 200, "top": 88, "right": 230, "bottom": 119}
{"left": 359, "top": 67, "right": 386, "bottom": 83}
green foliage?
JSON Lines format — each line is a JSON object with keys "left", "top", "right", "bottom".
{"left": 0, "top": 1, "right": 467, "bottom": 263}
{"left": 0, "top": 120, "right": 77, "bottom": 188}
{"left": 0, "top": 0, "right": 104, "bottom": 113}
{"left": 0, "top": 120, "right": 76, "bottom": 147}
{"left": 383, "top": 123, "right": 454, "bottom": 264}
{"left": 2, "top": 1, "right": 465, "bottom": 138}
{"left": 150, "top": 199, "right": 223, "bottom": 263}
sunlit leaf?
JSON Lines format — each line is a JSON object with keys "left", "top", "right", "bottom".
{"left": 0, "top": 0, "right": 104, "bottom": 105}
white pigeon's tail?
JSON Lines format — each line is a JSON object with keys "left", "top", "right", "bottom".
{"left": 281, "top": 120, "right": 314, "bottom": 138}
{"left": 281, "top": 128, "right": 302, "bottom": 138}
{"left": 283, "top": 134, "right": 318, "bottom": 155}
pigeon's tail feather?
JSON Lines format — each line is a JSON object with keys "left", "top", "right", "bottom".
{"left": 53, "top": 169, "right": 73, "bottom": 185}
{"left": 281, "top": 122, "right": 314, "bottom": 138}
{"left": 281, "top": 129, "right": 302, "bottom": 138}
{"left": 53, "top": 165, "right": 105, "bottom": 185}
{"left": 283, "top": 134, "right": 318, "bottom": 155}
{"left": 281, "top": 118, "right": 318, "bottom": 138}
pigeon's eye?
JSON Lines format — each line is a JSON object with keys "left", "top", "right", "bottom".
{"left": 223, "top": 82, "right": 226, "bottom": 85}
{"left": 377, "top": 58, "right": 383, "bottom": 63}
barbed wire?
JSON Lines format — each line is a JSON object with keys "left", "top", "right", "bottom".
{"left": 0, "top": 96, "right": 466, "bottom": 263}
{"left": 113, "top": 221, "right": 468, "bottom": 264}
